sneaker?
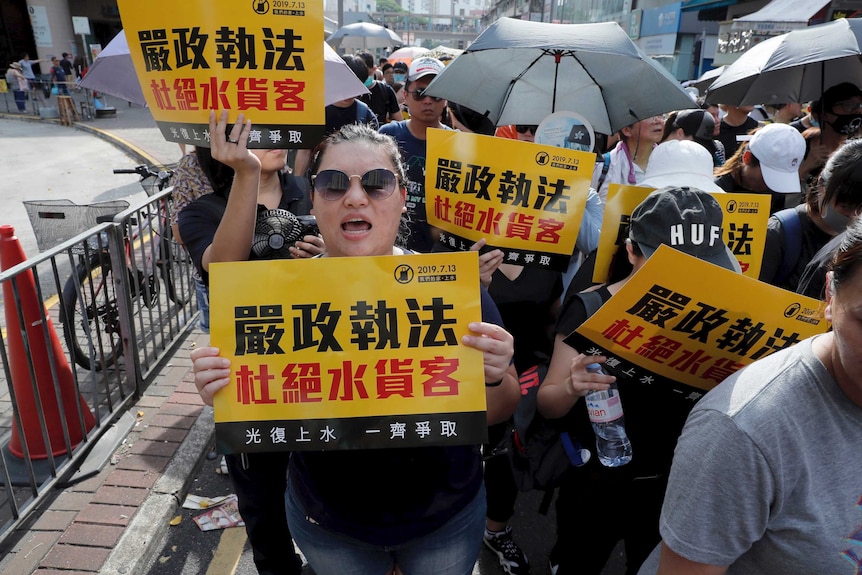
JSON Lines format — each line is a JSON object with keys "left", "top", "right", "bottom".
{"left": 483, "top": 526, "right": 530, "bottom": 575}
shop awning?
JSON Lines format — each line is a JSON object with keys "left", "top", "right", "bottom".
{"left": 732, "top": 0, "right": 830, "bottom": 32}
{"left": 681, "top": 0, "right": 738, "bottom": 12}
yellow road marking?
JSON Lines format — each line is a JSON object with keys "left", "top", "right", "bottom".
{"left": 205, "top": 527, "right": 247, "bottom": 575}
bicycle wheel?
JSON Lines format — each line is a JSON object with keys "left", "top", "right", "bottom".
{"left": 61, "top": 256, "right": 122, "bottom": 370}
{"left": 161, "top": 230, "right": 191, "bottom": 306}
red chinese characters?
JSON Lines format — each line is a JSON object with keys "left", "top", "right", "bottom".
{"left": 236, "top": 357, "right": 462, "bottom": 406}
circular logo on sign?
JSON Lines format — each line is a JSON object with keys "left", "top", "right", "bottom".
{"left": 394, "top": 264, "right": 414, "bottom": 284}
{"left": 252, "top": 0, "right": 270, "bottom": 15}
{"left": 725, "top": 200, "right": 737, "bottom": 213}
{"left": 784, "top": 302, "right": 801, "bottom": 318}
{"left": 535, "top": 151, "right": 549, "bottom": 166}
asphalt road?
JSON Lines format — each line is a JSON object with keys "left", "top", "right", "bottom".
{"left": 1, "top": 116, "right": 145, "bottom": 259}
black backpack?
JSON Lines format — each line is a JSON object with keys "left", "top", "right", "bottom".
{"left": 499, "top": 289, "right": 605, "bottom": 513}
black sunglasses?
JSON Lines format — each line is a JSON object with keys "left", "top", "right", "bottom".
{"left": 407, "top": 88, "right": 443, "bottom": 102}
{"left": 516, "top": 125, "right": 538, "bottom": 134}
{"left": 311, "top": 169, "right": 399, "bottom": 201}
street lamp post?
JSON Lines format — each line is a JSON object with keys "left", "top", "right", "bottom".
{"left": 406, "top": 2, "right": 411, "bottom": 45}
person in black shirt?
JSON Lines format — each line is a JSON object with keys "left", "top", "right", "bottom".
{"left": 791, "top": 83, "right": 862, "bottom": 198}
{"left": 356, "top": 51, "right": 403, "bottom": 125}
{"left": 60, "top": 52, "right": 74, "bottom": 77}
{"left": 192, "top": 121, "right": 519, "bottom": 575}
{"left": 716, "top": 103, "right": 758, "bottom": 158}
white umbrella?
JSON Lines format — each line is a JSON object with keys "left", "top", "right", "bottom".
{"left": 705, "top": 18, "right": 862, "bottom": 106}
{"left": 425, "top": 45, "right": 465, "bottom": 61}
{"left": 387, "top": 46, "right": 429, "bottom": 65}
{"left": 423, "top": 18, "right": 696, "bottom": 135}
{"left": 79, "top": 30, "right": 368, "bottom": 107}
{"left": 327, "top": 22, "right": 403, "bottom": 50}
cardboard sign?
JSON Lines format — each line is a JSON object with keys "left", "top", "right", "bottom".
{"left": 209, "top": 252, "right": 488, "bottom": 453}
{"left": 593, "top": 184, "right": 770, "bottom": 282}
{"left": 426, "top": 129, "right": 593, "bottom": 271}
{"left": 568, "top": 245, "right": 828, "bottom": 400}
{"left": 118, "top": 0, "right": 324, "bottom": 148}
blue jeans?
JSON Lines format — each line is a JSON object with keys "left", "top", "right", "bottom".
{"left": 286, "top": 481, "right": 486, "bottom": 575}
{"left": 194, "top": 275, "right": 209, "bottom": 333}
{"left": 13, "top": 90, "right": 27, "bottom": 112}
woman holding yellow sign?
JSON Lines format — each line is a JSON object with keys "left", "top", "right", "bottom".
{"left": 192, "top": 116, "right": 519, "bottom": 575}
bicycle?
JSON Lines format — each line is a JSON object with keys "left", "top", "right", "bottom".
{"left": 111, "top": 163, "right": 190, "bottom": 308}
{"left": 25, "top": 164, "right": 190, "bottom": 370}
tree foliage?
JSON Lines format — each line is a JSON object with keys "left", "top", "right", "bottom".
{"left": 376, "top": 0, "right": 404, "bottom": 13}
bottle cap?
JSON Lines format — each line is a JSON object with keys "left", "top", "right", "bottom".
{"left": 577, "top": 449, "right": 591, "bottom": 466}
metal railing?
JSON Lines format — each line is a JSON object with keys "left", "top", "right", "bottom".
{"left": 0, "top": 188, "right": 197, "bottom": 549}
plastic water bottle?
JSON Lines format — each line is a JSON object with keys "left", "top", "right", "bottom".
{"left": 584, "top": 363, "right": 632, "bottom": 467}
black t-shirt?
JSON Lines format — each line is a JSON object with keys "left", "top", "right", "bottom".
{"left": 797, "top": 229, "right": 843, "bottom": 300}
{"left": 178, "top": 173, "right": 308, "bottom": 285}
{"left": 717, "top": 116, "right": 758, "bottom": 159}
{"left": 289, "top": 287, "right": 504, "bottom": 546}
{"left": 487, "top": 266, "right": 562, "bottom": 374}
{"left": 325, "top": 100, "right": 379, "bottom": 135}
{"left": 759, "top": 204, "right": 832, "bottom": 291}
{"left": 359, "top": 80, "right": 400, "bottom": 125}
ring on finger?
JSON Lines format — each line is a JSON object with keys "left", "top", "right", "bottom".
{"left": 227, "top": 137, "right": 238, "bottom": 144}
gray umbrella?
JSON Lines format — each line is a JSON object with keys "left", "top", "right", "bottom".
{"left": 327, "top": 22, "right": 403, "bottom": 50}
{"left": 422, "top": 17, "right": 696, "bottom": 135}
{"left": 683, "top": 65, "right": 726, "bottom": 95}
{"left": 705, "top": 18, "right": 862, "bottom": 106}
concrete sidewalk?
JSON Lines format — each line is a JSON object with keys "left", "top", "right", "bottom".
{"left": 0, "top": 96, "right": 214, "bottom": 575}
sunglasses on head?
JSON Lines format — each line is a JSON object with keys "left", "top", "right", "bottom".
{"left": 516, "top": 125, "right": 538, "bottom": 134}
{"left": 407, "top": 88, "right": 443, "bottom": 102}
{"left": 311, "top": 168, "right": 399, "bottom": 201}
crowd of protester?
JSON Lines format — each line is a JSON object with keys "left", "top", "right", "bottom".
{"left": 171, "top": 49, "right": 862, "bottom": 575}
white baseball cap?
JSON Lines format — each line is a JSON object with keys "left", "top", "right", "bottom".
{"left": 748, "top": 123, "right": 806, "bottom": 194}
{"left": 407, "top": 57, "right": 444, "bottom": 81}
{"left": 641, "top": 140, "right": 723, "bottom": 193}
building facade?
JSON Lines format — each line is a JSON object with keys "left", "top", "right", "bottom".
{"left": 478, "top": 0, "right": 859, "bottom": 81}
{"left": 1, "top": 0, "right": 124, "bottom": 78}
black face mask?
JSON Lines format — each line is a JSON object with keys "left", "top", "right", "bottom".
{"left": 828, "top": 114, "right": 862, "bottom": 135}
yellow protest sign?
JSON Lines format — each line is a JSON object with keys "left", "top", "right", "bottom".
{"left": 567, "top": 245, "right": 828, "bottom": 399}
{"left": 117, "top": 0, "right": 324, "bottom": 148}
{"left": 593, "top": 184, "right": 770, "bottom": 282}
{"left": 209, "top": 252, "right": 487, "bottom": 453}
{"left": 426, "top": 129, "right": 593, "bottom": 271}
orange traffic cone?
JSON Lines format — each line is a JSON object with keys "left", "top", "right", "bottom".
{"left": 0, "top": 225, "right": 95, "bottom": 459}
